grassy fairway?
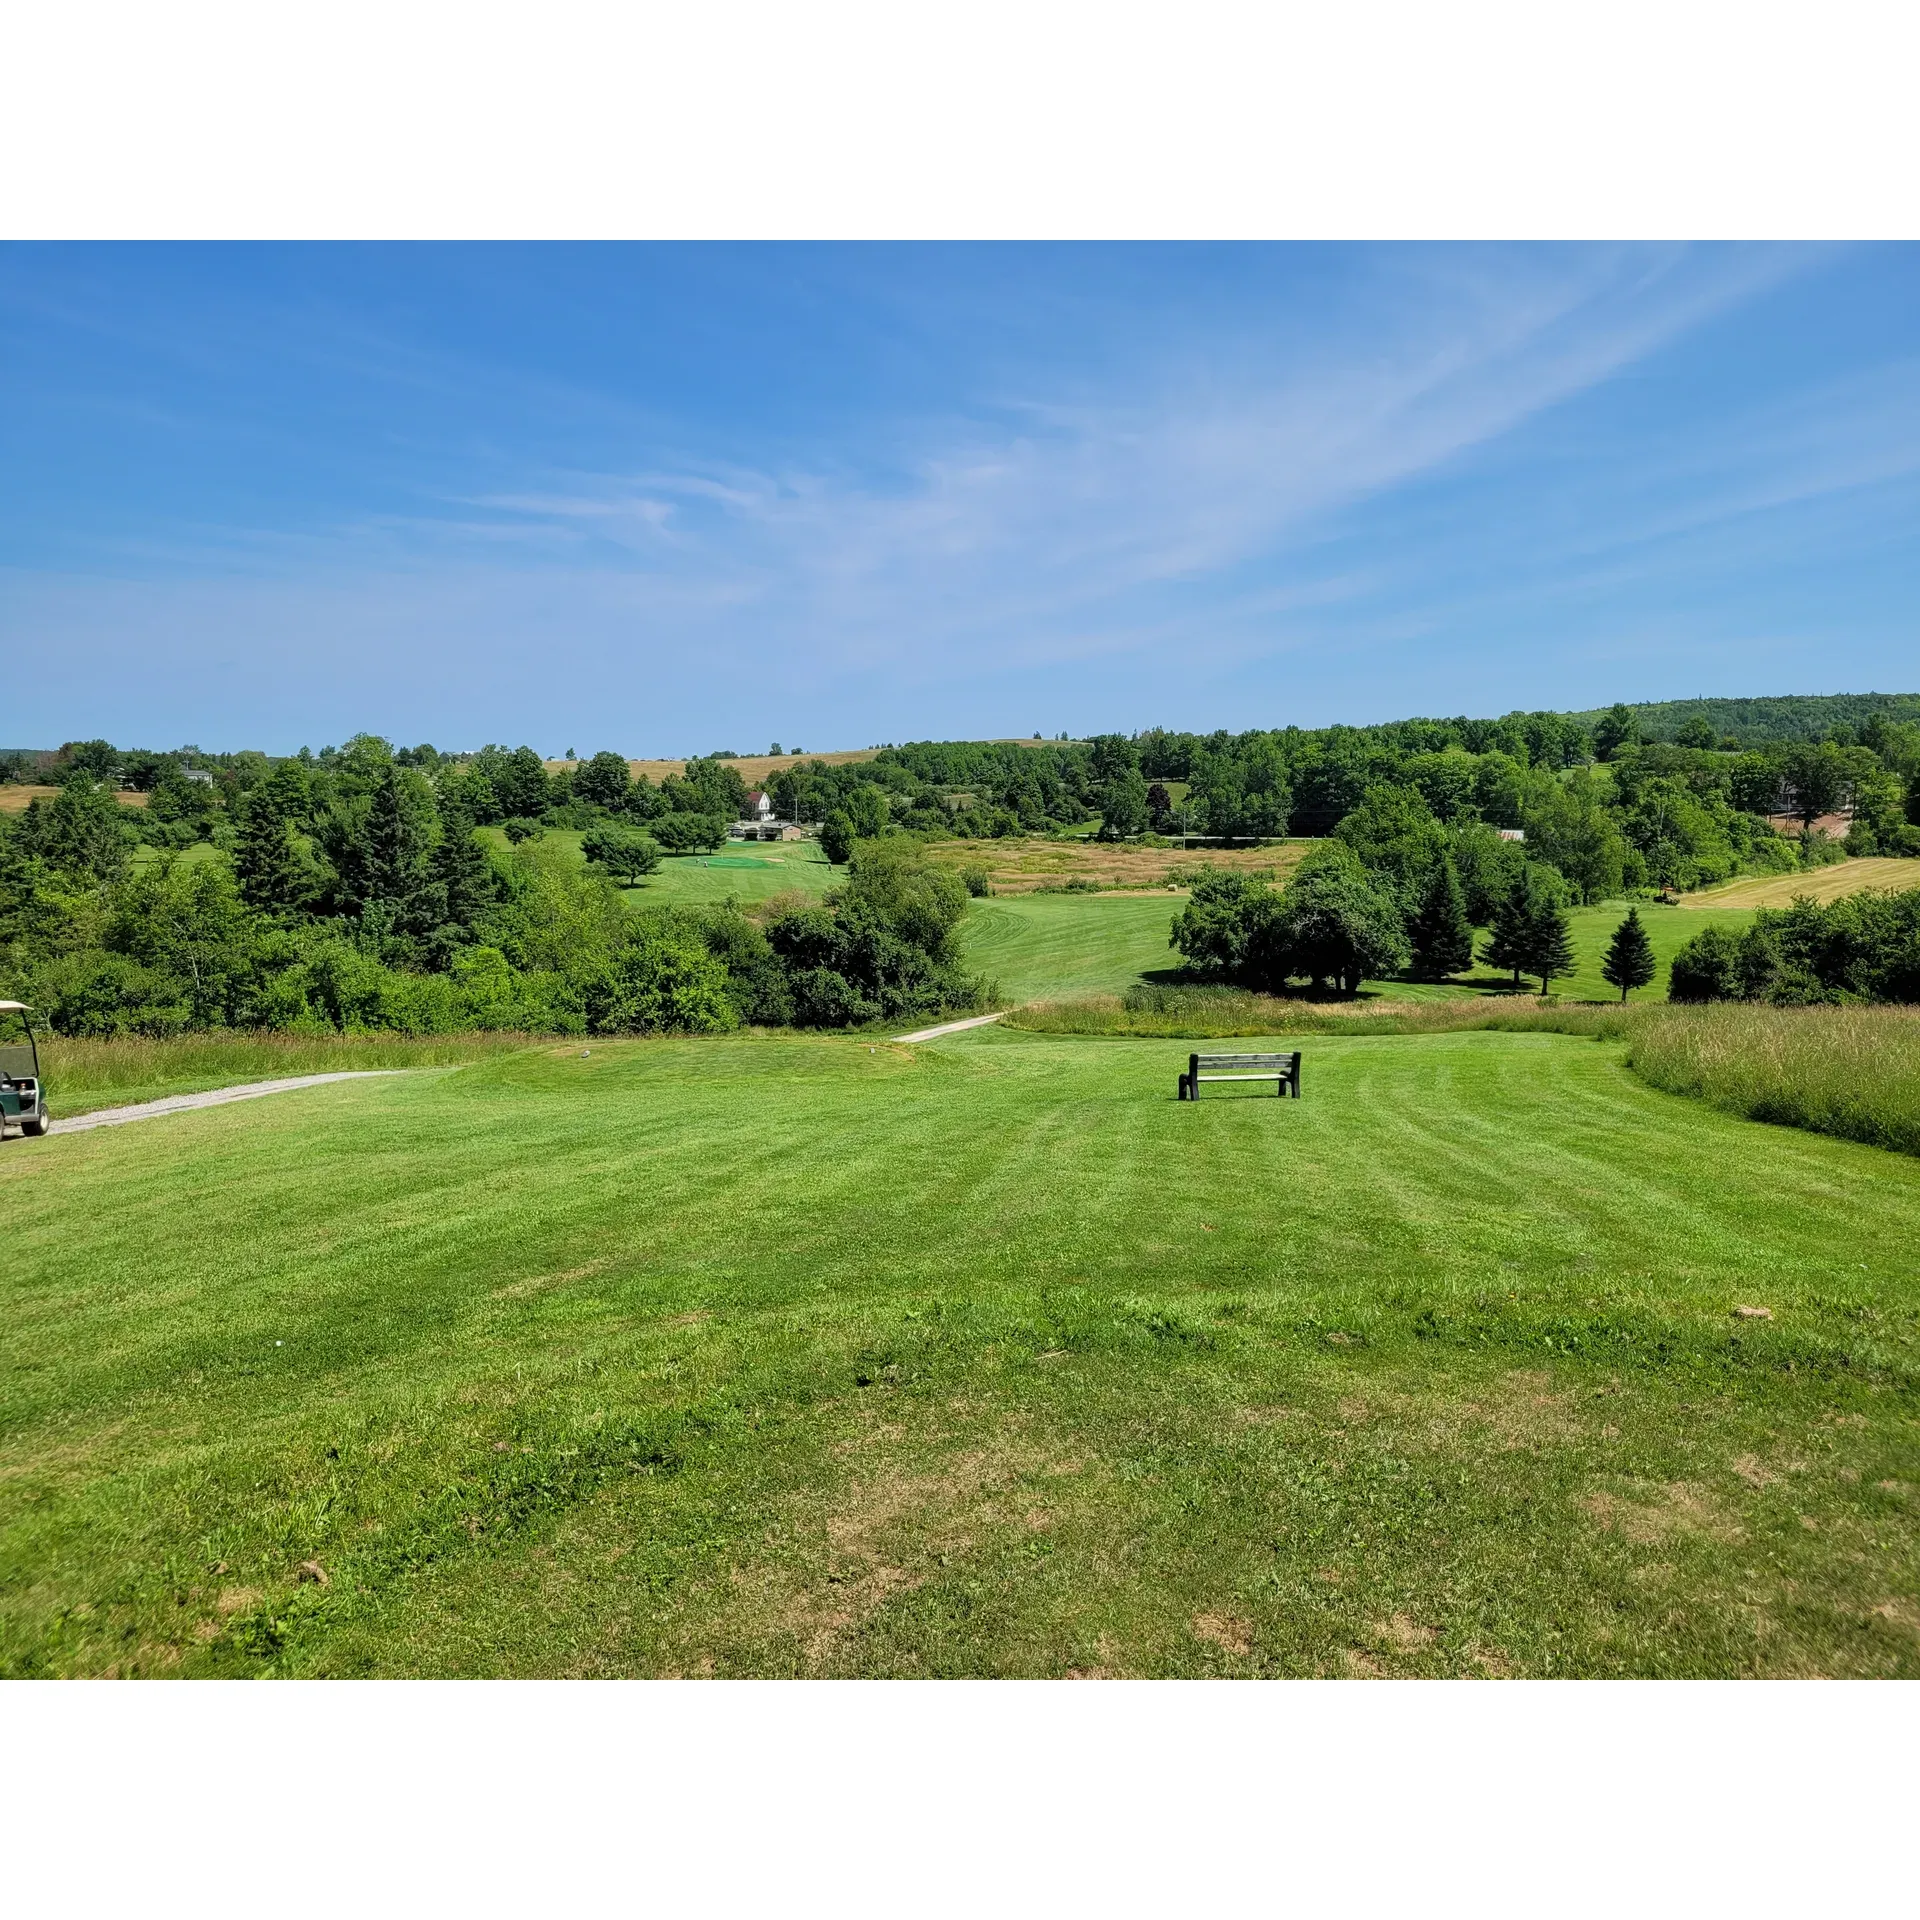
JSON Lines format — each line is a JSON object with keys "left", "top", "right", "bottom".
{"left": 962, "top": 892, "right": 1184, "bottom": 1001}
{"left": 966, "top": 890, "right": 1757, "bottom": 1007}
{"left": 481, "top": 828, "right": 836, "bottom": 907}
{"left": 4, "top": 1025, "right": 1917, "bottom": 1679}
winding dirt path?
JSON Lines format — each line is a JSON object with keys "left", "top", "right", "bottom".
{"left": 47, "top": 1071, "right": 416, "bottom": 1135}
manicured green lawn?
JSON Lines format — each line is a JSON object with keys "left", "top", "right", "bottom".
{"left": 4, "top": 1024, "right": 1916, "bottom": 1678}
{"left": 962, "top": 892, "right": 1185, "bottom": 1001}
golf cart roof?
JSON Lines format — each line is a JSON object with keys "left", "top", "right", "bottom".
{"left": 0, "top": 1002, "right": 29, "bottom": 1012}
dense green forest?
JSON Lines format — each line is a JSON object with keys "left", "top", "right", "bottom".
{"left": 1562, "top": 690, "right": 1920, "bottom": 747}
{"left": 3, "top": 691, "right": 1918, "bottom": 1035}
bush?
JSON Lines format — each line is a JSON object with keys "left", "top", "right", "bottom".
{"left": 501, "top": 817, "right": 543, "bottom": 844}
{"left": 960, "top": 864, "right": 992, "bottom": 898}
{"left": 1668, "top": 924, "right": 1743, "bottom": 1002}
{"left": 579, "top": 920, "right": 739, "bottom": 1035}
{"left": 1669, "top": 888, "right": 1920, "bottom": 1005}
{"left": 28, "top": 951, "right": 191, "bottom": 1038}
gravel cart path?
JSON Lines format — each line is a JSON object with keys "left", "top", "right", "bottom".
{"left": 47, "top": 1071, "right": 416, "bottom": 1135}
{"left": 892, "top": 1012, "right": 1006, "bottom": 1044}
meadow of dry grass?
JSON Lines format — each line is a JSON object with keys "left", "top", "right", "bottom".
{"left": 0, "top": 785, "right": 149, "bottom": 812}
{"left": 928, "top": 838, "right": 1313, "bottom": 894}
{"left": 1679, "top": 856, "right": 1920, "bottom": 909}
{"left": 1006, "top": 988, "right": 1630, "bottom": 1040}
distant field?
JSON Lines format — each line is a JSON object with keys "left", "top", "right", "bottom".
{"left": 8, "top": 1025, "right": 1920, "bottom": 1678}
{"left": 0, "top": 785, "right": 149, "bottom": 812}
{"left": 481, "top": 827, "right": 836, "bottom": 908}
{"left": 545, "top": 741, "right": 1066, "bottom": 784}
{"left": 591, "top": 750, "right": 881, "bottom": 786}
{"left": 928, "top": 838, "right": 1311, "bottom": 894}
{"left": 1680, "top": 857, "right": 1920, "bottom": 910}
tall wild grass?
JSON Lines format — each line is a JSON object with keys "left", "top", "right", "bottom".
{"left": 1623, "top": 1003, "right": 1920, "bottom": 1158}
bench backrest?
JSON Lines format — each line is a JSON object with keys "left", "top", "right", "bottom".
{"left": 1192, "top": 1052, "right": 1299, "bottom": 1070}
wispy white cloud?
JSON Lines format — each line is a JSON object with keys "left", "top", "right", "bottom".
{"left": 15, "top": 241, "right": 1915, "bottom": 750}
{"left": 398, "top": 244, "right": 1813, "bottom": 677}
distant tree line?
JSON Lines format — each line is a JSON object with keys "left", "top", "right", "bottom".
{"left": 0, "top": 737, "right": 979, "bottom": 1038}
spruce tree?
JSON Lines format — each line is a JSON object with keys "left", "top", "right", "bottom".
{"left": 233, "top": 788, "right": 306, "bottom": 912}
{"left": 1480, "top": 880, "right": 1532, "bottom": 987}
{"left": 1408, "top": 856, "right": 1473, "bottom": 980}
{"left": 434, "top": 789, "right": 498, "bottom": 934}
{"left": 1600, "top": 907, "right": 1657, "bottom": 1001}
{"left": 359, "top": 765, "right": 443, "bottom": 937}
{"left": 1525, "top": 890, "right": 1576, "bottom": 995}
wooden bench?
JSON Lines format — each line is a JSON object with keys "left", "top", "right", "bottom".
{"left": 1179, "top": 1051, "right": 1300, "bottom": 1100}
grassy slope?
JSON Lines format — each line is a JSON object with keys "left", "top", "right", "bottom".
{"left": 1458, "top": 904, "right": 1756, "bottom": 1003}
{"left": 4, "top": 1025, "right": 1918, "bottom": 1679}
{"left": 962, "top": 893, "right": 1183, "bottom": 1001}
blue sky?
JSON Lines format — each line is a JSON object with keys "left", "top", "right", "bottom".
{"left": 3, "top": 242, "right": 1917, "bottom": 756}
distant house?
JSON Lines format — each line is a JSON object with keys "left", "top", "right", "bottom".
{"left": 1497, "top": 828, "right": 1525, "bottom": 842}
{"left": 180, "top": 767, "right": 215, "bottom": 787}
{"left": 744, "top": 790, "right": 773, "bottom": 820}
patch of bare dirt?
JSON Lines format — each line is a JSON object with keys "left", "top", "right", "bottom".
{"left": 1582, "top": 1481, "right": 1744, "bottom": 1547}
{"left": 1731, "top": 1455, "right": 1777, "bottom": 1489}
{"left": 1343, "top": 1648, "right": 1386, "bottom": 1678}
{"left": 695, "top": 1434, "right": 1069, "bottom": 1673}
{"left": 1869, "top": 1600, "right": 1920, "bottom": 1639}
{"left": 1192, "top": 1612, "right": 1255, "bottom": 1656}
{"left": 1373, "top": 1613, "right": 1438, "bottom": 1654}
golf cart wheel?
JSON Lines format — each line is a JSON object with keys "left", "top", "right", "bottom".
{"left": 23, "top": 1114, "right": 50, "bottom": 1137}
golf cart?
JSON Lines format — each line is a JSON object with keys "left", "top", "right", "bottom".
{"left": 0, "top": 1002, "right": 50, "bottom": 1139}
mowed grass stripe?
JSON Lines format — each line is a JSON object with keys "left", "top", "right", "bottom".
{"left": 3, "top": 1028, "right": 1918, "bottom": 1678}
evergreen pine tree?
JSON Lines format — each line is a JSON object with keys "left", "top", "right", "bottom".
{"left": 1525, "top": 890, "right": 1576, "bottom": 994}
{"left": 434, "top": 788, "right": 497, "bottom": 934}
{"left": 359, "top": 765, "right": 443, "bottom": 937}
{"left": 233, "top": 788, "right": 306, "bottom": 912}
{"left": 1600, "top": 907, "right": 1657, "bottom": 1001}
{"left": 1480, "top": 879, "right": 1532, "bottom": 987}
{"left": 1407, "top": 856, "right": 1474, "bottom": 980}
